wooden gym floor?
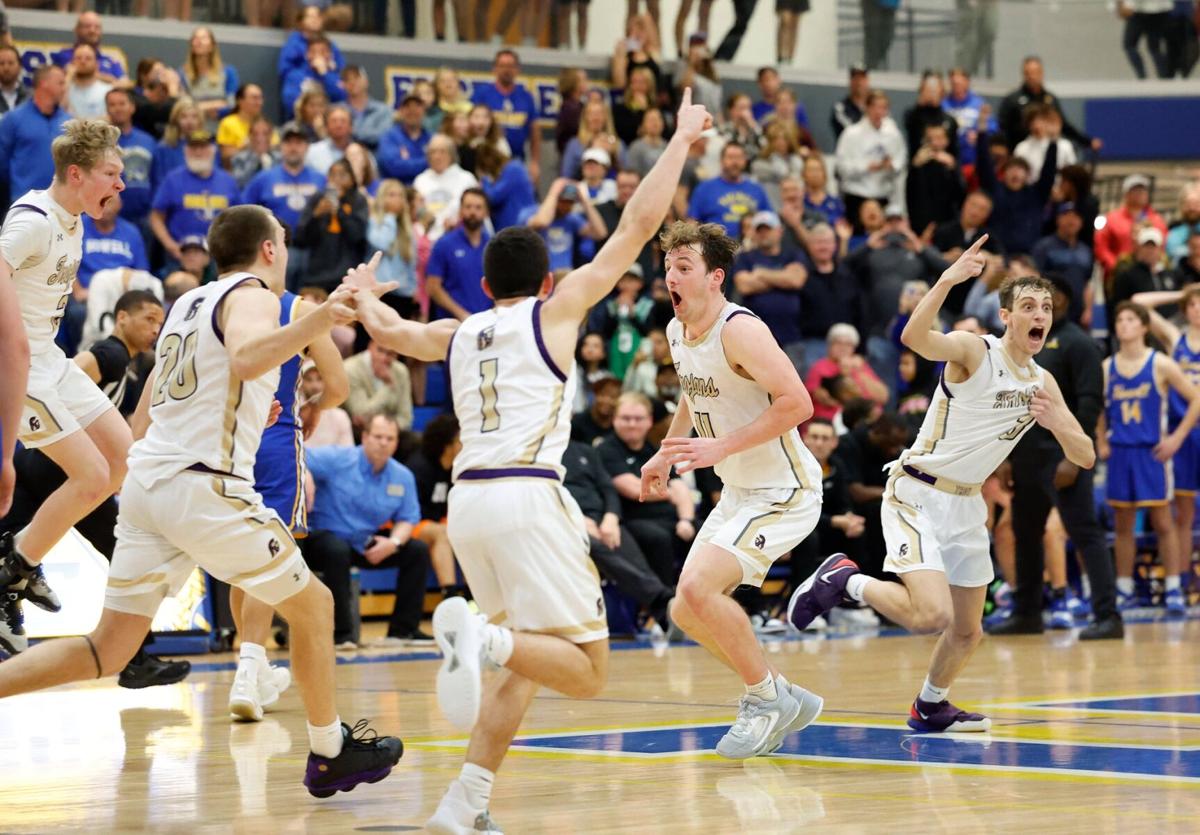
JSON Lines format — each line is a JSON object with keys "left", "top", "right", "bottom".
{"left": 3, "top": 617, "right": 1200, "bottom": 833}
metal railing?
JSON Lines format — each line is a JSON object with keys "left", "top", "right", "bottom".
{"left": 836, "top": 1, "right": 993, "bottom": 77}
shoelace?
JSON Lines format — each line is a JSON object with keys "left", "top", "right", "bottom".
{"left": 3, "top": 590, "right": 23, "bottom": 628}
{"left": 724, "top": 697, "right": 759, "bottom": 741}
{"left": 347, "top": 718, "right": 380, "bottom": 746}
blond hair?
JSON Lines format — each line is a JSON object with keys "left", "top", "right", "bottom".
{"left": 183, "top": 26, "right": 226, "bottom": 87}
{"left": 163, "top": 97, "right": 202, "bottom": 147}
{"left": 52, "top": 119, "right": 120, "bottom": 181}
{"left": 370, "top": 179, "right": 414, "bottom": 263}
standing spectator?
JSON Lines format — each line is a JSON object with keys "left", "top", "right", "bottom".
{"left": 933, "top": 190, "right": 998, "bottom": 263}
{"left": 673, "top": 0, "right": 714, "bottom": 57}
{"left": 467, "top": 103, "right": 513, "bottom": 159}
{"left": 1111, "top": 226, "right": 1176, "bottom": 312}
{"left": 241, "top": 120, "right": 326, "bottom": 236}
{"left": 343, "top": 341, "right": 414, "bottom": 432}
{"left": 555, "top": 67, "right": 588, "bottom": 155}
{"left": 475, "top": 142, "right": 536, "bottom": 232}
{"left": 367, "top": 179, "right": 420, "bottom": 319}
{"left": 597, "top": 393, "right": 695, "bottom": 585}
{"left": 998, "top": 56, "right": 1100, "bottom": 151}
{"left": 51, "top": 11, "right": 126, "bottom": 81}
{"left": 861, "top": 0, "right": 899, "bottom": 69}
{"left": 955, "top": 0, "right": 999, "bottom": 75}
{"left": 180, "top": 26, "right": 238, "bottom": 132}
{"left": 105, "top": 88, "right": 156, "bottom": 230}
{"left": 302, "top": 415, "right": 432, "bottom": 648}
{"left": 425, "top": 188, "right": 491, "bottom": 320}
{"left": 280, "top": 36, "right": 345, "bottom": 122}
{"left": 626, "top": 108, "right": 667, "bottom": 179}
{"left": 0, "top": 44, "right": 27, "bottom": 119}
{"left": 1165, "top": 0, "right": 1200, "bottom": 77}
{"left": 527, "top": 179, "right": 607, "bottom": 277}
{"left": 1167, "top": 184, "right": 1200, "bottom": 264}
{"left": 471, "top": 49, "right": 540, "bottom": 181}
{"left": 305, "top": 103, "right": 355, "bottom": 175}
{"left": 229, "top": 117, "right": 276, "bottom": 189}
{"left": 751, "top": 66, "right": 808, "bottom": 128}
{"left": 217, "top": 83, "right": 273, "bottom": 165}
{"left": 1047, "top": 164, "right": 1100, "bottom": 247}
{"left": 831, "top": 64, "right": 870, "bottom": 140}
{"left": 1032, "top": 203, "right": 1094, "bottom": 323}
{"left": 713, "top": 0, "right": 759, "bottom": 62}
{"left": 557, "top": 0, "right": 590, "bottom": 49}
{"left": 560, "top": 98, "right": 624, "bottom": 180}
{"left": 295, "top": 157, "right": 369, "bottom": 294}
{"left": 835, "top": 90, "right": 906, "bottom": 228}
{"left": 1169, "top": 229, "right": 1200, "bottom": 286}
{"left": 799, "top": 223, "right": 861, "bottom": 368}
{"left": 151, "top": 98, "right": 202, "bottom": 192}
{"left": 751, "top": 122, "right": 805, "bottom": 196}
{"left": 341, "top": 65, "right": 391, "bottom": 150}
{"left": 378, "top": 94, "right": 431, "bottom": 185}
{"left": 732, "top": 211, "right": 808, "bottom": 368}
{"left": 131, "top": 60, "right": 182, "bottom": 140}
{"left": 1095, "top": 174, "right": 1168, "bottom": 280}
{"left": 975, "top": 129, "right": 1056, "bottom": 255}
{"left": 612, "top": 13, "right": 666, "bottom": 103}
{"left": 675, "top": 35, "right": 724, "bottom": 118}
{"left": 942, "top": 67, "right": 994, "bottom": 169}
{"left": 1013, "top": 104, "right": 1077, "bottom": 181}
{"left": 79, "top": 194, "right": 149, "bottom": 288}
{"left": 414, "top": 134, "right": 479, "bottom": 240}
{"left": 441, "top": 111, "right": 475, "bottom": 174}
{"left": 613, "top": 67, "right": 657, "bottom": 148}
{"left": 905, "top": 123, "right": 965, "bottom": 234}
{"left": 718, "top": 92, "right": 763, "bottom": 159}
{"left": 278, "top": 7, "right": 345, "bottom": 113}
{"left": 687, "top": 143, "right": 770, "bottom": 237}
{"left": 149, "top": 130, "right": 241, "bottom": 268}
{"left": 65, "top": 43, "right": 112, "bottom": 119}
{"left": 776, "top": 176, "right": 825, "bottom": 254}
{"left": 776, "top": 1, "right": 810, "bottom": 64}
{"left": 579, "top": 148, "right": 617, "bottom": 206}
{"left": 587, "top": 264, "right": 653, "bottom": 380}
{"left": 903, "top": 71, "right": 958, "bottom": 161}
{"left": 1118, "top": 0, "right": 1173, "bottom": 79}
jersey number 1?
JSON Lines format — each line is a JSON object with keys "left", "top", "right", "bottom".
{"left": 479, "top": 358, "right": 500, "bottom": 433}
{"left": 151, "top": 331, "right": 200, "bottom": 406}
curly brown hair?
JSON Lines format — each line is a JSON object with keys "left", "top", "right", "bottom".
{"left": 659, "top": 220, "right": 740, "bottom": 278}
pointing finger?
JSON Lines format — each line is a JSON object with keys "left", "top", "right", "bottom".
{"left": 966, "top": 233, "right": 989, "bottom": 254}
{"left": 681, "top": 86, "right": 692, "bottom": 109}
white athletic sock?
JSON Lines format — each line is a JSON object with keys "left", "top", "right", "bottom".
{"left": 1116, "top": 577, "right": 1135, "bottom": 596}
{"left": 773, "top": 672, "right": 790, "bottom": 691}
{"left": 1080, "top": 574, "right": 1092, "bottom": 600}
{"left": 746, "top": 674, "right": 777, "bottom": 701}
{"left": 239, "top": 642, "right": 268, "bottom": 670}
{"left": 458, "top": 762, "right": 494, "bottom": 810}
{"left": 845, "top": 574, "right": 872, "bottom": 603}
{"left": 919, "top": 677, "right": 949, "bottom": 704}
{"left": 1165, "top": 575, "right": 1182, "bottom": 592}
{"left": 307, "top": 717, "right": 344, "bottom": 758}
{"left": 481, "top": 623, "right": 514, "bottom": 667}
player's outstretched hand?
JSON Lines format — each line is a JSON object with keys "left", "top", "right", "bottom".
{"left": 341, "top": 252, "right": 398, "bottom": 298}
{"left": 675, "top": 87, "right": 713, "bottom": 145}
{"left": 660, "top": 435, "right": 728, "bottom": 475}
{"left": 323, "top": 284, "right": 359, "bottom": 327}
{"left": 939, "top": 233, "right": 989, "bottom": 286}
{"left": 639, "top": 451, "right": 672, "bottom": 502}
{"left": 265, "top": 399, "right": 283, "bottom": 429}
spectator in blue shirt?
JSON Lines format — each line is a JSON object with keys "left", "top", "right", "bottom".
{"left": 278, "top": 6, "right": 345, "bottom": 109}
{"left": 151, "top": 98, "right": 204, "bottom": 193}
{"left": 50, "top": 11, "right": 127, "bottom": 82}
{"left": 528, "top": 178, "right": 607, "bottom": 276}
{"left": 751, "top": 66, "right": 809, "bottom": 128}
{"left": 105, "top": 88, "right": 156, "bottom": 227}
{"left": 149, "top": 130, "right": 241, "bottom": 268}
{"left": 302, "top": 415, "right": 433, "bottom": 647}
{"left": 731, "top": 211, "right": 808, "bottom": 367}
{"left": 280, "top": 35, "right": 346, "bottom": 121}
{"left": 0, "top": 65, "right": 69, "bottom": 204}
{"left": 687, "top": 143, "right": 771, "bottom": 237}
{"left": 241, "top": 120, "right": 326, "bottom": 233}
{"left": 475, "top": 141, "right": 536, "bottom": 231}
{"left": 425, "top": 188, "right": 491, "bottom": 320}
{"left": 80, "top": 195, "right": 149, "bottom": 287}
{"left": 377, "top": 94, "right": 430, "bottom": 185}
{"left": 1031, "top": 202, "right": 1094, "bottom": 324}
{"left": 942, "top": 67, "right": 995, "bottom": 169}
{"left": 471, "top": 49, "right": 541, "bottom": 182}
{"left": 341, "top": 65, "right": 393, "bottom": 150}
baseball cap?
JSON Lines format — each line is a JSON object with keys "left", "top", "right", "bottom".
{"left": 622, "top": 263, "right": 644, "bottom": 280}
{"left": 1123, "top": 174, "right": 1151, "bottom": 193}
{"left": 179, "top": 235, "right": 208, "bottom": 253}
{"left": 185, "top": 129, "right": 214, "bottom": 145}
{"left": 560, "top": 183, "right": 580, "bottom": 202}
{"left": 1056, "top": 201, "right": 1080, "bottom": 216}
{"left": 280, "top": 121, "right": 308, "bottom": 141}
{"left": 752, "top": 210, "right": 781, "bottom": 229}
{"left": 1137, "top": 226, "right": 1164, "bottom": 247}
{"left": 849, "top": 62, "right": 868, "bottom": 77}
{"left": 884, "top": 204, "right": 906, "bottom": 220}
{"left": 581, "top": 148, "right": 612, "bottom": 168}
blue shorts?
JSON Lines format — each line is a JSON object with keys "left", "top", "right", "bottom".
{"left": 1172, "top": 431, "right": 1200, "bottom": 495}
{"left": 253, "top": 438, "right": 307, "bottom": 536}
{"left": 1106, "top": 444, "right": 1171, "bottom": 507}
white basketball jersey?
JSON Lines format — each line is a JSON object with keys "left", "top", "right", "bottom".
{"left": 667, "top": 303, "right": 820, "bottom": 491}
{"left": 449, "top": 298, "right": 576, "bottom": 479}
{"left": 900, "top": 334, "right": 1045, "bottom": 485}
{"left": 0, "top": 190, "right": 83, "bottom": 356}
{"left": 128, "top": 273, "right": 280, "bottom": 490}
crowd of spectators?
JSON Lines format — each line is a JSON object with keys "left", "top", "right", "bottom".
{"left": 7, "top": 6, "right": 1200, "bottom": 644}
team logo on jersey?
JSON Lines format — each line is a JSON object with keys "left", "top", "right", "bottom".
{"left": 754, "top": 533, "right": 766, "bottom": 550}
{"left": 679, "top": 372, "right": 720, "bottom": 400}
{"left": 596, "top": 597, "right": 605, "bottom": 616}
{"left": 28, "top": 415, "right": 40, "bottom": 432}
{"left": 45, "top": 254, "right": 78, "bottom": 288}
{"left": 992, "top": 387, "right": 1036, "bottom": 410}
{"left": 477, "top": 327, "right": 495, "bottom": 350}
{"left": 898, "top": 543, "right": 909, "bottom": 557}
{"left": 268, "top": 538, "right": 281, "bottom": 558}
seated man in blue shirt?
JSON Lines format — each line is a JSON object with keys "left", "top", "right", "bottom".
{"left": 527, "top": 178, "right": 607, "bottom": 278}
{"left": 732, "top": 210, "right": 808, "bottom": 370}
{"left": 687, "top": 142, "right": 770, "bottom": 237}
{"left": 302, "top": 414, "right": 433, "bottom": 648}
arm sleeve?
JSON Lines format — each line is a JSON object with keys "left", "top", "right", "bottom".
{"left": 304, "top": 445, "right": 343, "bottom": 480}
{"left": 88, "top": 339, "right": 129, "bottom": 385}
{"left": 0, "top": 211, "right": 52, "bottom": 271}
{"left": 1034, "top": 140, "right": 1057, "bottom": 201}
{"left": 596, "top": 439, "right": 632, "bottom": 478}
{"left": 425, "top": 237, "right": 448, "bottom": 281}
{"left": 224, "top": 65, "right": 241, "bottom": 99}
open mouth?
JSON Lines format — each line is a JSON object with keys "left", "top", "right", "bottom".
{"left": 1029, "top": 326, "right": 1045, "bottom": 342}
{"left": 99, "top": 195, "right": 113, "bottom": 209}
{"left": 670, "top": 291, "right": 682, "bottom": 307}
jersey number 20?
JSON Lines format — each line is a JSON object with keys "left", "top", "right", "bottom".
{"left": 151, "top": 331, "right": 200, "bottom": 406}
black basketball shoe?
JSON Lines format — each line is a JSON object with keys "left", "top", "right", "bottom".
{"left": 0, "top": 588, "right": 27, "bottom": 656}
{"left": 304, "top": 719, "right": 403, "bottom": 798}
{"left": 118, "top": 649, "right": 193, "bottom": 689}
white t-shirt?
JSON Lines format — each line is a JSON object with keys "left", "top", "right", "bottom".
{"left": 1013, "top": 136, "right": 1077, "bottom": 182}
{"left": 80, "top": 268, "right": 164, "bottom": 351}
{"left": 414, "top": 164, "right": 478, "bottom": 240}
{"left": 68, "top": 79, "right": 114, "bottom": 119}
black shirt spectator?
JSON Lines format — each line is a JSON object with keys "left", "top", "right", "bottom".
{"left": 975, "top": 130, "right": 1056, "bottom": 255}
{"left": 295, "top": 158, "right": 369, "bottom": 293}
{"left": 932, "top": 191, "right": 1002, "bottom": 316}
{"left": 998, "top": 57, "right": 1095, "bottom": 150}
{"left": 406, "top": 446, "right": 451, "bottom": 522}
{"left": 837, "top": 413, "right": 910, "bottom": 578}
{"left": 845, "top": 211, "right": 948, "bottom": 338}
{"left": 571, "top": 377, "right": 620, "bottom": 445}
{"left": 904, "top": 124, "right": 965, "bottom": 234}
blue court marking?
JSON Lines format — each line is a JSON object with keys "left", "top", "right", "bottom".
{"left": 1022, "top": 693, "right": 1200, "bottom": 716}
{"left": 493, "top": 723, "right": 1200, "bottom": 782}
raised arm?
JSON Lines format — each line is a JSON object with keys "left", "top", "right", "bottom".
{"left": 296, "top": 299, "right": 349, "bottom": 409}
{"left": 900, "top": 235, "right": 990, "bottom": 372}
{"left": 222, "top": 285, "right": 356, "bottom": 381}
{"left": 345, "top": 257, "right": 459, "bottom": 361}
{"left": 544, "top": 88, "right": 712, "bottom": 325}
{"left": 1130, "top": 292, "right": 1182, "bottom": 349}
{"left": 1031, "top": 370, "right": 1096, "bottom": 469}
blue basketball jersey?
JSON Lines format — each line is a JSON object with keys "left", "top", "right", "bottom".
{"left": 254, "top": 291, "right": 307, "bottom": 533}
{"left": 1170, "top": 333, "right": 1200, "bottom": 430}
{"left": 1107, "top": 351, "right": 1165, "bottom": 446}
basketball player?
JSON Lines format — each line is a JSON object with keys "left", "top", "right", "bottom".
{"left": 0, "top": 205, "right": 403, "bottom": 797}
{"left": 0, "top": 261, "right": 28, "bottom": 518}
{"left": 227, "top": 290, "right": 349, "bottom": 721}
{"left": 636, "top": 219, "right": 825, "bottom": 760}
{"left": 789, "top": 237, "right": 1097, "bottom": 733}
{"left": 345, "top": 89, "right": 713, "bottom": 833}
{"left": 1133, "top": 285, "right": 1200, "bottom": 613}
{"left": 0, "top": 119, "right": 129, "bottom": 654}
{"left": 1097, "top": 301, "right": 1200, "bottom": 614}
